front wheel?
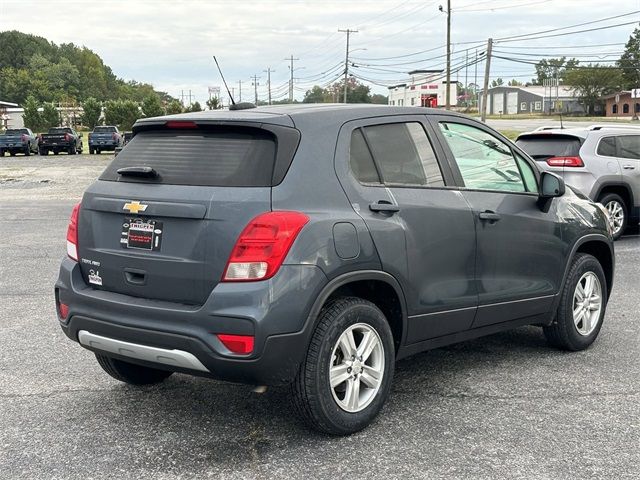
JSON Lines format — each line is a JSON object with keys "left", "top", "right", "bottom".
{"left": 544, "top": 253, "right": 607, "bottom": 351}
{"left": 599, "top": 193, "right": 627, "bottom": 240}
{"left": 292, "top": 297, "right": 394, "bottom": 435}
{"left": 95, "top": 353, "right": 173, "bottom": 385}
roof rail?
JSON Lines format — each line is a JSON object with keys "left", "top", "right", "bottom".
{"left": 533, "top": 126, "right": 562, "bottom": 131}
{"left": 588, "top": 124, "right": 640, "bottom": 131}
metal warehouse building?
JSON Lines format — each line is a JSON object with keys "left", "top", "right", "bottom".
{"left": 479, "top": 85, "right": 585, "bottom": 115}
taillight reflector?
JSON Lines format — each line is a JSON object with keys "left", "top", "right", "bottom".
{"left": 58, "top": 302, "right": 69, "bottom": 320}
{"left": 66, "top": 203, "right": 80, "bottom": 261}
{"left": 216, "top": 334, "right": 254, "bottom": 354}
{"left": 546, "top": 156, "right": 584, "bottom": 167}
{"left": 222, "top": 211, "right": 309, "bottom": 282}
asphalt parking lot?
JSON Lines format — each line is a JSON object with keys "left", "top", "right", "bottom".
{"left": 1, "top": 155, "right": 639, "bottom": 479}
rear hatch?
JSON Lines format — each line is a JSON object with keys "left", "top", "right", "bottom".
{"left": 516, "top": 133, "right": 584, "bottom": 172}
{"left": 90, "top": 127, "right": 117, "bottom": 143}
{"left": 77, "top": 121, "right": 299, "bottom": 305}
{"left": 42, "top": 129, "right": 71, "bottom": 145}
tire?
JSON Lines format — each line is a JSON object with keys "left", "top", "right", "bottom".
{"left": 53, "top": 150, "right": 59, "bottom": 155}
{"left": 599, "top": 193, "right": 627, "bottom": 240}
{"left": 68, "top": 145, "right": 76, "bottom": 155}
{"left": 95, "top": 353, "right": 173, "bottom": 385}
{"left": 544, "top": 253, "right": 607, "bottom": 351}
{"left": 0, "top": 149, "right": 4, "bottom": 156}
{"left": 10, "top": 151, "right": 16, "bottom": 156}
{"left": 39, "top": 148, "right": 47, "bottom": 156}
{"left": 292, "top": 297, "right": 395, "bottom": 435}
{"left": 24, "top": 145, "right": 31, "bottom": 156}
{"left": 89, "top": 148, "right": 94, "bottom": 155}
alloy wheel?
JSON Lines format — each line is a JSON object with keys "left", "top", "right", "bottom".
{"left": 605, "top": 200, "right": 625, "bottom": 236}
{"left": 573, "top": 271, "right": 602, "bottom": 336}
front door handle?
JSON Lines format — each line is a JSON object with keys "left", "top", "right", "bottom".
{"left": 622, "top": 165, "right": 636, "bottom": 170}
{"left": 478, "top": 211, "right": 501, "bottom": 222}
{"left": 369, "top": 201, "right": 400, "bottom": 213}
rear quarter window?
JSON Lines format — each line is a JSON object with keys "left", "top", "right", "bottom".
{"left": 100, "top": 127, "right": 278, "bottom": 187}
{"left": 596, "top": 136, "right": 617, "bottom": 157}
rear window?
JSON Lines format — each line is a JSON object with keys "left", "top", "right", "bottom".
{"left": 100, "top": 128, "right": 278, "bottom": 187}
{"left": 5, "top": 129, "right": 28, "bottom": 135}
{"left": 93, "top": 126, "right": 116, "bottom": 133}
{"left": 516, "top": 135, "right": 582, "bottom": 160}
{"left": 49, "top": 128, "right": 72, "bottom": 134}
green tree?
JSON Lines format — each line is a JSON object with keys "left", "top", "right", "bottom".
{"left": 533, "top": 57, "right": 579, "bottom": 85}
{"left": 41, "top": 102, "right": 60, "bottom": 129}
{"left": 303, "top": 85, "right": 329, "bottom": 103}
{"left": 206, "top": 97, "right": 221, "bottom": 110}
{"left": 81, "top": 97, "right": 102, "bottom": 129}
{"left": 141, "top": 95, "right": 164, "bottom": 117}
{"left": 185, "top": 101, "right": 202, "bottom": 112}
{"left": 104, "top": 99, "right": 141, "bottom": 130}
{"left": 166, "top": 100, "right": 183, "bottom": 115}
{"left": 565, "top": 65, "right": 623, "bottom": 114}
{"left": 302, "top": 79, "right": 372, "bottom": 104}
{"left": 508, "top": 79, "right": 523, "bottom": 86}
{"left": 618, "top": 27, "right": 640, "bottom": 89}
{"left": 22, "top": 96, "right": 42, "bottom": 132}
{"left": 491, "top": 78, "right": 504, "bottom": 87}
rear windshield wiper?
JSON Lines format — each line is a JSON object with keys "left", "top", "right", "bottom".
{"left": 116, "top": 166, "right": 158, "bottom": 178}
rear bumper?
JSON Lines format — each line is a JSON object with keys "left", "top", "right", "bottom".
{"left": 89, "top": 141, "right": 118, "bottom": 149}
{"left": 55, "top": 258, "right": 328, "bottom": 385}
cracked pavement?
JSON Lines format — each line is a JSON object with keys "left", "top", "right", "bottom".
{"left": 1, "top": 156, "right": 639, "bottom": 479}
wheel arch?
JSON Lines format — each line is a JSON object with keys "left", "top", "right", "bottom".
{"left": 304, "top": 271, "right": 408, "bottom": 355}
{"left": 561, "top": 234, "right": 614, "bottom": 303}
{"left": 594, "top": 182, "right": 634, "bottom": 214}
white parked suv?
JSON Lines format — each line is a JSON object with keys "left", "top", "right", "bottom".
{"left": 517, "top": 125, "right": 640, "bottom": 239}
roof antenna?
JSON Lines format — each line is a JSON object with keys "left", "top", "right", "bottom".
{"left": 213, "top": 56, "right": 235, "bottom": 106}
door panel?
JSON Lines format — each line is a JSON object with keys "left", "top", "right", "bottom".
{"left": 335, "top": 116, "right": 477, "bottom": 342}
{"left": 433, "top": 116, "right": 564, "bottom": 327}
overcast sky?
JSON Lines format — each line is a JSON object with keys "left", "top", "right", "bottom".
{"left": 1, "top": 0, "right": 639, "bottom": 105}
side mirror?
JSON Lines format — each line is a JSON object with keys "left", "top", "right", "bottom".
{"left": 540, "top": 171, "right": 565, "bottom": 198}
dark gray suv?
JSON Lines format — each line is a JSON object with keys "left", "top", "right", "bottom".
{"left": 55, "top": 105, "right": 614, "bottom": 435}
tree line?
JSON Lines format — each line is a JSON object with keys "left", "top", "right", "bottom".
{"left": 22, "top": 96, "right": 206, "bottom": 132}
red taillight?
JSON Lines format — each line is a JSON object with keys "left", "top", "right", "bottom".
{"left": 66, "top": 203, "right": 80, "bottom": 261}
{"left": 546, "top": 156, "right": 584, "bottom": 167}
{"left": 165, "top": 121, "right": 198, "bottom": 129}
{"left": 58, "top": 302, "right": 69, "bottom": 320}
{"left": 64, "top": 133, "right": 71, "bottom": 141}
{"left": 112, "top": 132, "right": 117, "bottom": 140}
{"left": 21, "top": 134, "right": 28, "bottom": 142}
{"left": 222, "top": 211, "right": 309, "bottom": 282}
{"left": 216, "top": 334, "right": 254, "bottom": 354}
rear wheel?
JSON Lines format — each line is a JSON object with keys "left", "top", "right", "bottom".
{"left": 24, "top": 145, "right": 31, "bottom": 156}
{"left": 39, "top": 147, "right": 47, "bottom": 156}
{"left": 53, "top": 150, "right": 59, "bottom": 155}
{"left": 544, "top": 253, "right": 607, "bottom": 351}
{"left": 9, "top": 151, "right": 16, "bottom": 156}
{"left": 95, "top": 353, "right": 173, "bottom": 385}
{"left": 292, "top": 297, "right": 394, "bottom": 435}
{"left": 599, "top": 193, "right": 627, "bottom": 240}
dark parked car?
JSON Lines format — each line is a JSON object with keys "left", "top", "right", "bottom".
{"left": 55, "top": 105, "right": 614, "bottom": 435}
{"left": 88, "top": 125, "right": 124, "bottom": 154}
{"left": 0, "top": 128, "right": 38, "bottom": 156}
{"left": 39, "top": 127, "right": 83, "bottom": 155}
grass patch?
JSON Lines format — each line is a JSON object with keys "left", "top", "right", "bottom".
{"left": 498, "top": 130, "right": 521, "bottom": 140}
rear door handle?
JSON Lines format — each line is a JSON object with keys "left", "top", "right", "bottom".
{"left": 369, "top": 201, "right": 400, "bottom": 213}
{"left": 478, "top": 211, "right": 501, "bottom": 222}
{"left": 622, "top": 165, "right": 636, "bottom": 170}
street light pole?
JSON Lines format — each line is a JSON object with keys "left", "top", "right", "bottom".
{"left": 445, "top": 0, "right": 451, "bottom": 110}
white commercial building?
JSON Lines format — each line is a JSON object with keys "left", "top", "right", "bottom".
{"left": 387, "top": 70, "right": 457, "bottom": 108}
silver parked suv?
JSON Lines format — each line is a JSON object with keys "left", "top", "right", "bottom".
{"left": 517, "top": 125, "right": 640, "bottom": 239}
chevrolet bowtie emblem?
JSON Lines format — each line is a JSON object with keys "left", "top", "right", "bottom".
{"left": 123, "top": 201, "right": 148, "bottom": 214}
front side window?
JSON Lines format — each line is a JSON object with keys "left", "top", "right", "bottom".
{"left": 439, "top": 122, "right": 534, "bottom": 193}
{"left": 617, "top": 135, "right": 640, "bottom": 160}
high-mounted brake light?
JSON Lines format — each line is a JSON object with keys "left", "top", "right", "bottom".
{"left": 546, "top": 156, "right": 584, "bottom": 167}
{"left": 216, "top": 334, "right": 254, "bottom": 354}
{"left": 165, "top": 121, "right": 198, "bottom": 129}
{"left": 66, "top": 203, "right": 80, "bottom": 261}
{"left": 222, "top": 211, "right": 309, "bottom": 282}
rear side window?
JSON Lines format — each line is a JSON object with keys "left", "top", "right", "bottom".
{"left": 617, "top": 135, "right": 640, "bottom": 160}
{"left": 597, "top": 137, "right": 617, "bottom": 157}
{"left": 350, "top": 122, "right": 444, "bottom": 187}
{"left": 100, "top": 128, "right": 277, "bottom": 187}
{"left": 516, "top": 135, "right": 582, "bottom": 160}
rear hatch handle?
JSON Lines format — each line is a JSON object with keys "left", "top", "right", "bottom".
{"left": 117, "top": 166, "right": 158, "bottom": 178}
{"left": 124, "top": 268, "right": 147, "bottom": 286}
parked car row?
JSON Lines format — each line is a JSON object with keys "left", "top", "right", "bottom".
{"left": 0, "top": 125, "right": 131, "bottom": 157}
{"left": 516, "top": 125, "right": 640, "bottom": 240}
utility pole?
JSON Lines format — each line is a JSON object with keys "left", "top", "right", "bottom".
{"left": 284, "top": 55, "right": 299, "bottom": 103}
{"left": 187, "top": 90, "right": 194, "bottom": 106}
{"left": 263, "top": 67, "right": 274, "bottom": 105}
{"left": 480, "top": 37, "right": 493, "bottom": 123}
{"left": 445, "top": 0, "right": 451, "bottom": 110}
{"left": 238, "top": 80, "right": 243, "bottom": 103}
{"left": 250, "top": 74, "right": 260, "bottom": 105}
{"left": 464, "top": 50, "right": 468, "bottom": 108}
{"left": 338, "top": 28, "right": 358, "bottom": 103}
{"left": 180, "top": 90, "right": 184, "bottom": 106}
{"left": 474, "top": 49, "right": 478, "bottom": 108}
